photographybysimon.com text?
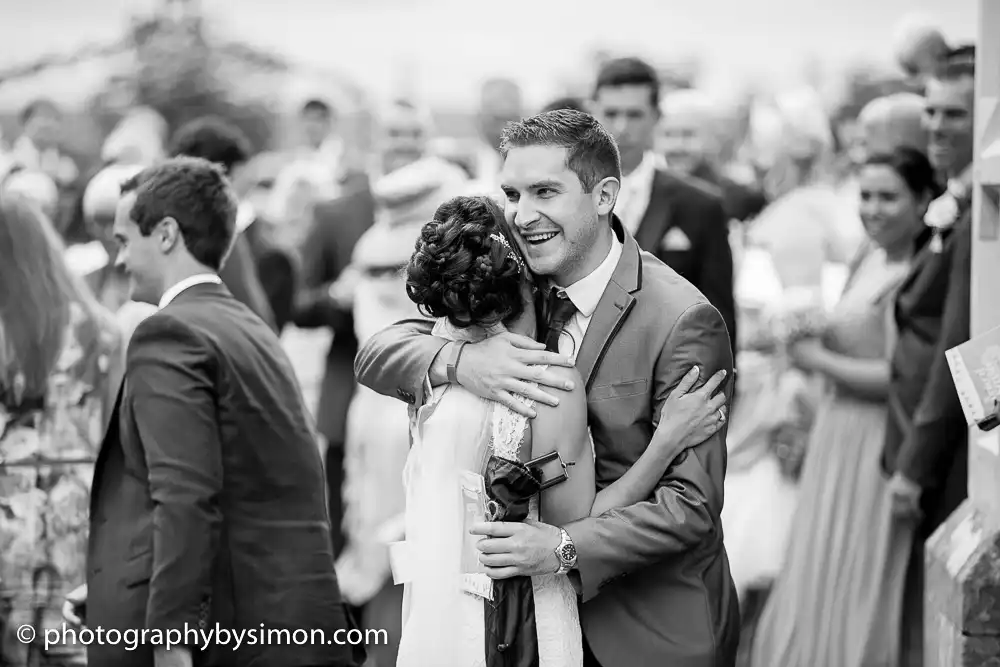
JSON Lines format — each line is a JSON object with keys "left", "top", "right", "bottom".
{"left": 16, "top": 622, "right": 386, "bottom": 652}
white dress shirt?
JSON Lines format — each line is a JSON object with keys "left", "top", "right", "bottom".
{"left": 614, "top": 151, "right": 658, "bottom": 236}
{"left": 551, "top": 236, "right": 623, "bottom": 363}
{"left": 158, "top": 273, "right": 222, "bottom": 309}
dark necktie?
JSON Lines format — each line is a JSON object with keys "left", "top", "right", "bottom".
{"left": 542, "top": 287, "right": 578, "bottom": 353}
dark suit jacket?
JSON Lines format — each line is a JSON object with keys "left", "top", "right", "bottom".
{"left": 293, "top": 182, "right": 376, "bottom": 447}
{"left": 243, "top": 218, "right": 299, "bottom": 333}
{"left": 634, "top": 170, "right": 737, "bottom": 359}
{"left": 87, "top": 282, "right": 360, "bottom": 667}
{"left": 883, "top": 216, "right": 971, "bottom": 537}
{"left": 690, "top": 163, "right": 768, "bottom": 224}
{"left": 355, "top": 220, "right": 740, "bottom": 667}
{"left": 219, "top": 232, "right": 278, "bottom": 332}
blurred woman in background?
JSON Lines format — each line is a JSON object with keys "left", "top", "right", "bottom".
{"left": 0, "top": 194, "right": 122, "bottom": 665}
{"left": 751, "top": 146, "right": 941, "bottom": 667}
{"left": 724, "top": 89, "right": 849, "bottom": 614}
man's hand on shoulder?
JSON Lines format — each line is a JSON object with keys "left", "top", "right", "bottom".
{"left": 455, "top": 332, "right": 576, "bottom": 418}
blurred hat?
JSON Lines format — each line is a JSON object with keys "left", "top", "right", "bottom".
{"left": 82, "top": 163, "right": 144, "bottom": 221}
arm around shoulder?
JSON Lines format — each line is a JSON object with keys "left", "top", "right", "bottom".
{"left": 353, "top": 318, "right": 447, "bottom": 405}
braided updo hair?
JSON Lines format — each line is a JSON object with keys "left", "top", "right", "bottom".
{"left": 406, "top": 195, "right": 526, "bottom": 329}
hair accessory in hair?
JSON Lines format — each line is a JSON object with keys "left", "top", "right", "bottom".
{"left": 490, "top": 232, "right": 524, "bottom": 271}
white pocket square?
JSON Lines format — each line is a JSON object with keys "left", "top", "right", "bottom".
{"left": 660, "top": 228, "right": 692, "bottom": 251}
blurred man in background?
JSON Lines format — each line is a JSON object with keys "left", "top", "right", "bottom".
{"left": 168, "top": 116, "right": 279, "bottom": 331}
{"left": 592, "top": 57, "right": 737, "bottom": 354}
{"left": 658, "top": 89, "right": 768, "bottom": 226}
{"left": 471, "top": 77, "right": 524, "bottom": 191}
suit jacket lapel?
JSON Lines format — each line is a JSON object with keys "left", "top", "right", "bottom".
{"left": 575, "top": 219, "right": 641, "bottom": 390}
{"left": 634, "top": 170, "right": 674, "bottom": 251}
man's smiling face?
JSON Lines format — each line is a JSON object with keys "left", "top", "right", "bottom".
{"left": 500, "top": 144, "right": 605, "bottom": 286}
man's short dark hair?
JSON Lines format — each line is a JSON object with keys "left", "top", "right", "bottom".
{"left": 593, "top": 57, "right": 661, "bottom": 109}
{"left": 540, "top": 97, "right": 588, "bottom": 114}
{"left": 500, "top": 109, "right": 621, "bottom": 192}
{"left": 942, "top": 44, "right": 975, "bottom": 80}
{"left": 169, "top": 116, "right": 252, "bottom": 175}
{"left": 120, "top": 157, "right": 237, "bottom": 271}
{"left": 301, "top": 99, "right": 333, "bottom": 117}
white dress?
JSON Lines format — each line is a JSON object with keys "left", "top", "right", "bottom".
{"left": 391, "top": 319, "right": 583, "bottom": 667}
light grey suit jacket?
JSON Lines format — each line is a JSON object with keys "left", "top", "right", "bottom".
{"left": 354, "top": 220, "right": 740, "bottom": 667}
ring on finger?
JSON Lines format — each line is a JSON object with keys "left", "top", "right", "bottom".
{"left": 717, "top": 407, "right": 727, "bottom": 422}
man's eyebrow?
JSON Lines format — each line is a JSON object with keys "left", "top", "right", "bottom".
{"left": 529, "top": 180, "right": 562, "bottom": 190}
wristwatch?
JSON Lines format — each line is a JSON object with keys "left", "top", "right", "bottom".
{"left": 553, "top": 529, "right": 577, "bottom": 575}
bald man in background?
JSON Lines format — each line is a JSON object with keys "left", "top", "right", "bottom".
{"left": 857, "top": 93, "right": 929, "bottom": 156}
{"left": 658, "top": 89, "right": 768, "bottom": 226}
{"left": 77, "top": 164, "right": 158, "bottom": 341}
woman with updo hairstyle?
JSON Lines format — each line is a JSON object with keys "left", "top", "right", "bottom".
{"left": 406, "top": 195, "right": 525, "bottom": 331}
{"left": 392, "top": 195, "right": 729, "bottom": 666}
{"left": 751, "top": 145, "right": 938, "bottom": 667}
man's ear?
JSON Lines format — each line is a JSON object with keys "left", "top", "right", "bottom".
{"left": 594, "top": 177, "right": 620, "bottom": 217}
{"left": 157, "top": 217, "right": 181, "bottom": 253}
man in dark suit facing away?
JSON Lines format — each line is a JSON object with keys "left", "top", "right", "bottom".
{"left": 590, "top": 57, "right": 737, "bottom": 357}
{"left": 75, "top": 157, "right": 360, "bottom": 667}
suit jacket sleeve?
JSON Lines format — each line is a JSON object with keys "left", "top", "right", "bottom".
{"left": 220, "top": 233, "right": 278, "bottom": 332}
{"left": 564, "top": 303, "right": 732, "bottom": 602}
{"left": 896, "top": 222, "right": 972, "bottom": 488}
{"left": 695, "top": 196, "right": 737, "bottom": 353}
{"left": 127, "top": 314, "right": 223, "bottom": 634}
{"left": 354, "top": 319, "right": 445, "bottom": 406}
{"left": 292, "top": 208, "right": 353, "bottom": 339}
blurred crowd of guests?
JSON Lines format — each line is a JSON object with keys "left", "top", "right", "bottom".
{"left": 0, "top": 10, "right": 977, "bottom": 667}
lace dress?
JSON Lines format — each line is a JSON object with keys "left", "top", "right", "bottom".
{"left": 392, "top": 319, "right": 582, "bottom": 667}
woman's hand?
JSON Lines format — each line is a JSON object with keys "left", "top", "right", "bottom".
{"left": 787, "top": 337, "right": 830, "bottom": 373}
{"left": 655, "top": 366, "right": 729, "bottom": 450}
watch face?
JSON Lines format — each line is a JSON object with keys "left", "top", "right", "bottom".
{"left": 560, "top": 543, "right": 577, "bottom": 562}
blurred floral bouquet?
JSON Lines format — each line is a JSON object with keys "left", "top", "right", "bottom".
{"left": 737, "top": 248, "right": 830, "bottom": 354}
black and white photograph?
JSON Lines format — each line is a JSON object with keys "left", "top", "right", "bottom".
{"left": 0, "top": 1, "right": 994, "bottom": 665}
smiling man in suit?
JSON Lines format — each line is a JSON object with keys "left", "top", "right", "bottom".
{"left": 355, "top": 109, "right": 739, "bottom": 667}
{"left": 82, "top": 157, "right": 359, "bottom": 667}
{"left": 590, "top": 58, "right": 737, "bottom": 356}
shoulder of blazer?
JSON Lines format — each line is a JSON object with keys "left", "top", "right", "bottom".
{"left": 635, "top": 247, "right": 710, "bottom": 311}
{"left": 656, "top": 169, "right": 724, "bottom": 207}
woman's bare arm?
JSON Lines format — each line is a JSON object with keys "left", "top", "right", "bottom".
{"left": 589, "top": 420, "right": 692, "bottom": 517}
{"left": 532, "top": 366, "right": 595, "bottom": 527}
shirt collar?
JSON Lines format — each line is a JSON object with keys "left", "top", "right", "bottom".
{"left": 557, "top": 236, "right": 623, "bottom": 318}
{"left": 622, "top": 151, "right": 659, "bottom": 187}
{"left": 158, "top": 273, "right": 221, "bottom": 309}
